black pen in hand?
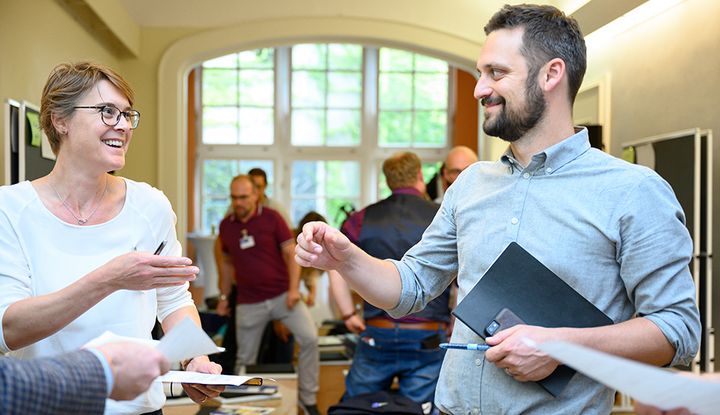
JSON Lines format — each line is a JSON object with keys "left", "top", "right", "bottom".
{"left": 153, "top": 240, "right": 167, "bottom": 255}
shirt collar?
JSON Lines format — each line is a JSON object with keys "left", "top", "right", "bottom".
{"left": 501, "top": 127, "right": 590, "bottom": 174}
{"left": 392, "top": 187, "right": 423, "bottom": 197}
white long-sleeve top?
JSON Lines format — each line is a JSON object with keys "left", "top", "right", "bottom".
{"left": 0, "top": 178, "right": 194, "bottom": 414}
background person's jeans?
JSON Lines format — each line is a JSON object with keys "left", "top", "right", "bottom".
{"left": 343, "top": 325, "right": 447, "bottom": 405}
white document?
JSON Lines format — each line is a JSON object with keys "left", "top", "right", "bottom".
{"left": 157, "top": 370, "right": 262, "bottom": 386}
{"left": 155, "top": 316, "right": 224, "bottom": 363}
{"left": 537, "top": 340, "right": 720, "bottom": 414}
{"left": 84, "top": 316, "right": 223, "bottom": 363}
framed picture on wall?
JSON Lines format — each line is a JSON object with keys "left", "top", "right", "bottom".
{"left": 4, "top": 99, "right": 21, "bottom": 185}
{"left": 19, "top": 101, "right": 55, "bottom": 181}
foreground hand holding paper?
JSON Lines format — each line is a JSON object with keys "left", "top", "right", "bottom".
{"left": 535, "top": 340, "right": 720, "bottom": 415}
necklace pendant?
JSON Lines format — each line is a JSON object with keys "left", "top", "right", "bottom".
{"left": 78, "top": 218, "right": 88, "bottom": 225}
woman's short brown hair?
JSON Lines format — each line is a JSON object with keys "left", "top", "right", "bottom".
{"left": 40, "top": 61, "right": 134, "bottom": 155}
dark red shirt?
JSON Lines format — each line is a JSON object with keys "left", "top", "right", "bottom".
{"left": 219, "top": 205, "right": 293, "bottom": 304}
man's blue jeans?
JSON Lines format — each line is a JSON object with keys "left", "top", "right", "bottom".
{"left": 344, "top": 325, "right": 447, "bottom": 405}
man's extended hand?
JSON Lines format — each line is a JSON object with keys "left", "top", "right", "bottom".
{"left": 484, "top": 325, "right": 560, "bottom": 382}
{"left": 96, "top": 342, "right": 170, "bottom": 401}
{"left": 295, "top": 221, "right": 353, "bottom": 271}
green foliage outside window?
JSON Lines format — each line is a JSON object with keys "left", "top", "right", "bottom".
{"left": 378, "top": 49, "right": 448, "bottom": 147}
{"left": 291, "top": 44, "right": 362, "bottom": 146}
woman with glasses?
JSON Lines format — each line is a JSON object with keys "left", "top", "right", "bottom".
{"left": 0, "top": 62, "right": 222, "bottom": 414}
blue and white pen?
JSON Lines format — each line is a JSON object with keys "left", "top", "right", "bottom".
{"left": 439, "top": 342, "right": 490, "bottom": 351}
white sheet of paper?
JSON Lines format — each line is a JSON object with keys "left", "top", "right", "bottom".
{"left": 155, "top": 316, "right": 224, "bottom": 363}
{"left": 537, "top": 340, "right": 720, "bottom": 414}
{"left": 157, "top": 370, "right": 261, "bottom": 386}
{"left": 84, "top": 316, "right": 223, "bottom": 363}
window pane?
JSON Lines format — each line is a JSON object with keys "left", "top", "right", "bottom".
{"left": 202, "top": 69, "right": 237, "bottom": 106}
{"left": 328, "top": 44, "right": 362, "bottom": 70}
{"left": 378, "top": 111, "right": 412, "bottom": 146}
{"left": 414, "top": 73, "right": 448, "bottom": 109}
{"left": 413, "top": 110, "right": 447, "bottom": 147}
{"left": 201, "top": 159, "right": 239, "bottom": 233}
{"left": 239, "top": 69, "right": 274, "bottom": 107}
{"left": 201, "top": 160, "right": 274, "bottom": 233}
{"left": 238, "top": 48, "right": 273, "bottom": 69}
{"left": 327, "top": 109, "right": 360, "bottom": 146}
{"left": 379, "top": 73, "right": 412, "bottom": 110}
{"left": 203, "top": 159, "right": 238, "bottom": 195}
{"left": 328, "top": 73, "right": 361, "bottom": 108}
{"left": 239, "top": 108, "right": 273, "bottom": 145}
{"left": 378, "top": 48, "right": 450, "bottom": 148}
{"left": 293, "top": 44, "right": 326, "bottom": 69}
{"left": 291, "top": 161, "right": 319, "bottom": 195}
{"left": 293, "top": 70, "right": 326, "bottom": 107}
{"left": 414, "top": 54, "right": 448, "bottom": 72}
{"left": 291, "top": 160, "right": 360, "bottom": 227}
{"left": 380, "top": 48, "right": 413, "bottom": 72}
{"left": 292, "top": 109, "right": 325, "bottom": 146}
{"left": 292, "top": 198, "right": 319, "bottom": 227}
{"left": 203, "top": 54, "right": 237, "bottom": 69}
{"left": 326, "top": 161, "right": 360, "bottom": 197}
{"left": 202, "top": 107, "right": 237, "bottom": 144}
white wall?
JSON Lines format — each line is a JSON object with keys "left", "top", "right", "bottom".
{"left": 0, "top": 0, "right": 121, "bottom": 184}
{"left": 585, "top": 0, "right": 720, "bottom": 367}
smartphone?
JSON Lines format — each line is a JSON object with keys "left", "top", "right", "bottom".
{"left": 484, "top": 307, "right": 525, "bottom": 337}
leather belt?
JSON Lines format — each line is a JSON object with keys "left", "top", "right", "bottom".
{"left": 366, "top": 318, "right": 446, "bottom": 331}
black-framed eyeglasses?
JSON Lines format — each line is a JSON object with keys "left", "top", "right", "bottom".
{"left": 73, "top": 105, "right": 141, "bottom": 129}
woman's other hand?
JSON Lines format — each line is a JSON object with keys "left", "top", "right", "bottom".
{"left": 101, "top": 252, "right": 198, "bottom": 291}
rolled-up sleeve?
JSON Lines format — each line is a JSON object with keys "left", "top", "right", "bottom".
{"left": 617, "top": 174, "right": 701, "bottom": 366}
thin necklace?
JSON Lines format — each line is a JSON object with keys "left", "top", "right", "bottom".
{"left": 49, "top": 176, "right": 109, "bottom": 225}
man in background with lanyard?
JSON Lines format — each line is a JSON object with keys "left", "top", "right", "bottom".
{"left": 216, "top": 174, "right": 320, "bottom": 415}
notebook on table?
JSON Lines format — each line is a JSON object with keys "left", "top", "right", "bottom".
{"left": 452, "top": 242, "right": 613, "bottom": 397}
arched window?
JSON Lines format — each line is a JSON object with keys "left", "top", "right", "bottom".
{"left": 195, "top": 44, "right": 456, "bottom": 232}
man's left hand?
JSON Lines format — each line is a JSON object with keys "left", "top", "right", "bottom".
{"left": 484, "top": 325, "right": 560, "bottom": 382}
{"left": 181, "top": 356, "right": 225, "bottom": 404}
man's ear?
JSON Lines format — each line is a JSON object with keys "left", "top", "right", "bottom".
{"left": 540, "top": 58, "right": 566, "bottom": 93}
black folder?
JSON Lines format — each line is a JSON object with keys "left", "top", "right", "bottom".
{"left": 452, "top": 242, "right": 613, "bottom": 397}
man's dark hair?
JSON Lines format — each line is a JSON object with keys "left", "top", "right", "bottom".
{"left": 247, "top": 167, "right": 267, "bottom": 184}
{"left": 484, "top": 4, "right": 586, "bottom": 104}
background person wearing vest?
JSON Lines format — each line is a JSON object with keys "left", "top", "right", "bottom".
{"left": 330, "top": 152, "right": 451, "bottom": 411}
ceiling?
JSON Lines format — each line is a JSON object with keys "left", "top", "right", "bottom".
{"left": 115, "top": 0, "right": 590, "bottom": 28}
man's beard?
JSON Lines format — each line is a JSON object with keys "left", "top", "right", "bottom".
{"left": 482, "top": 78, "right": 546, "bottom": 142}
{"left": 234, "top": 206, "right": 249, "bottom": 219}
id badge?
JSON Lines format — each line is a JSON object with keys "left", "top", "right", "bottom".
{"left": 240, "top": 235, "right": 256, "bottom": 250}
